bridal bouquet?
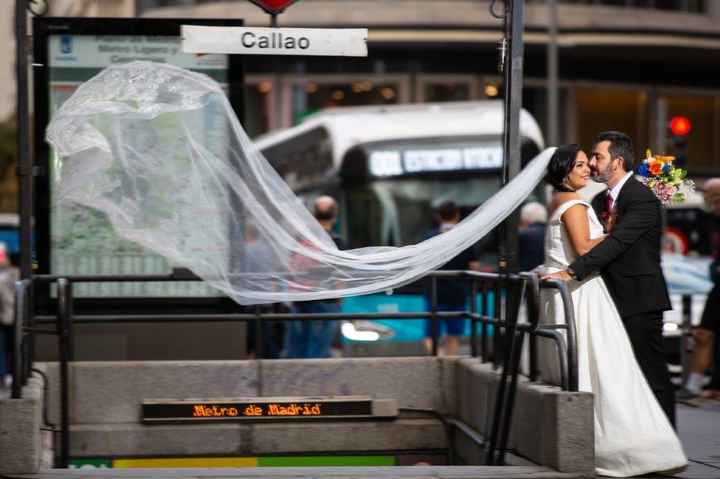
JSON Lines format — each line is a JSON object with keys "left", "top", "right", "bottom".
{"left": 635, "top": 149, "right": 695, "bottom": 206}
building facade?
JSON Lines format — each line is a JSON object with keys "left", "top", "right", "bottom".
{"left": 15, "top": 0, "right": 720, "bottom": 176}
{"left": 136, "top": 0, "right": 720, "bottom": 176}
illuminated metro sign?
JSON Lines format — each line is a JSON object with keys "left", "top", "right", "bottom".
{"left": 368, "top": 144, "right": 504, "bottom": 177}
{"left": 142, "top": 396, "right": 397, "bottom": 422}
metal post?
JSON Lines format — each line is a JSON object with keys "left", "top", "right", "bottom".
{"left": 431, "top": 276, "right": 439, "bottom": 356}
{"left": 57, "top": 279, "right": 72, "bottom": 468}
{"left": 254, "top": 305, "right": 263, "bottom": 359}
{"left": 470, "top": 278, "right": 478, "bottom": 357}
{"left": 480, "top": 281, "right": 489, "bottom": 362}
{"left": 546, "top": 0, "right": 559, "bottom": 146}
{"left": 15, "top": 0, "right": 37, "bottom": 396}
{"left": 492, "top": 280, "right": 502, "bottom": 368}
{"left": 498, "top": 0, "right": 525, "bottom": 275}
{"left": 15, "top": 0, "right": 32, "bottom": 280}
{"left": 11, "top": 280, "right": 29, "bottom": 399}
{"left": 496, "top": 329, "right": 526, "bottom": 465}
{"left": 680, "top": 294, "right": 692, "bottom": 386}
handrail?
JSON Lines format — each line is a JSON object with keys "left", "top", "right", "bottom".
{"left": 11, "top": 279, "right": 31, "bottom": 399}
{"left": 539, "top": 279, "right": 578, "bottom": 392}
{"left": 56, "top": 278, "right": 72, "bottom": 469}
{"left": 9, "top": 268, "right": 579, "bottom": 469}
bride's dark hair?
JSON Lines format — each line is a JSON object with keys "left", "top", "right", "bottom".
{"left": 545, "top": 144, "right": 582, "bottom": 192}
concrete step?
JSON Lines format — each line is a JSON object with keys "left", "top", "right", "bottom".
{"left": 67, "top": 418, "right": 447, "bottom": 457}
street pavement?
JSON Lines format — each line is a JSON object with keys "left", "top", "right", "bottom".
{"left": 661, "top": 400, "right": 720, "bottom": 479}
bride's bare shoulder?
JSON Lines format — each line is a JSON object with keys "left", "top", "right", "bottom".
{"left": 548, "top": 192, "right": 583, "bottom": 215}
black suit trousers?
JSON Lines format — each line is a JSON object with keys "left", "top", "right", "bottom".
{"left": 622, "top": 311, "right": 676, "bottom": 427}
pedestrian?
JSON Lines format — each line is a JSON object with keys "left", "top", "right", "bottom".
{"left": 677, "top": 178, "right": 720, "bottom": 401}
{"left": 518, "top": 201, "right": 547, "bottom": 271}
{"left": 241, "top": 223, "right": 285, "bottom": 359}
{"left": 284, "top": 196, "right": 345, "bottom": 358}
{"left": 423, "top": 201, "right": 479, "bottom": 356}
{"left": 0, "top": 243, "right": 18, "bottom": 395}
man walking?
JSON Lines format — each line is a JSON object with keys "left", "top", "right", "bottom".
{"left": 423, "top": 201, "right": 479, "bottom": 356}
{"left": 284, "top": 196, "right": 345, "bottom": 358}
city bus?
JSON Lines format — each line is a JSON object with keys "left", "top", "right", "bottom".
{"left": 256, "top": 101, "right": 546, "bottom": 354}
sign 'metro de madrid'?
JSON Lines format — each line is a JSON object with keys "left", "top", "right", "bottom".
{"left": 248, "top": 0, "right": 299, "bottom": 15}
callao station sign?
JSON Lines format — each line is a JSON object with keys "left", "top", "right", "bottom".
{"left": 182, "top": 0, "right": 368, "bottom": 57}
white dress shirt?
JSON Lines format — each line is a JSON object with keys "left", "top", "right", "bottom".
{"left": 607, "top": 171, "right": 634, "bottom": 210}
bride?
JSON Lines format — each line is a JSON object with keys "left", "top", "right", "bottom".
{"left": 538, "top": 144, "right": 687, "bottom": 477}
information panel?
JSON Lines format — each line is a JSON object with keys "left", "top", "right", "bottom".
{"left": 48, "top": 36, "right": 227, "bottom": 298}
{"left": 34, "top": 18, "right": 243, "bottom": 300}
{"left": 142, "top": 396, "right": 397, "bottom": 422}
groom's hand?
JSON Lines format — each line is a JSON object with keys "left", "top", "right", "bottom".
{"left": 541, "top": 270, "right": 572, "bottom": 282}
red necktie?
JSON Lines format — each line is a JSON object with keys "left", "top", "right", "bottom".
{"left": 605, "top": 191, "right": 614, "bottom": 212}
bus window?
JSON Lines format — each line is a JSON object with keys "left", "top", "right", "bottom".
{"left": 346, "top": 186, "right": 384, "bottom": 249}
{"left": 344, "top": 176, "right": 503, "bottom": 248}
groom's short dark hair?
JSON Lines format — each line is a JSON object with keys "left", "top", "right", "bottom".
{"left": 594, "top": 131, "right": 634, "bottom": 172}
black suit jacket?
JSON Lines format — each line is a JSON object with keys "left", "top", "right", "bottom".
{"left": 569, "top": 176, "right": 671, "bottom": 318}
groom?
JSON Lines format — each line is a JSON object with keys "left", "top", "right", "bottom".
{"left": 548, "top": 131, "right": 676, "bottom": 426}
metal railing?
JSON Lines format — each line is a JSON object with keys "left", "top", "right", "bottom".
{"left": 9, "top": 269, "right": 578, "bottom": 468}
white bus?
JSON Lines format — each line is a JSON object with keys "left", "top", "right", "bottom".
{"left": 256, "top": 101, "right": 545, "bottom": 352}
{"left": 257, "top": 101, "right": 545, "bottom": 249}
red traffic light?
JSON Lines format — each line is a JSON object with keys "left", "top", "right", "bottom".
{"left": 669, "top": 116, "right": 691, "bottom": 136}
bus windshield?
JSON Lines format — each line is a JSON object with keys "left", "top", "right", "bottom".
{"left": 345, "top": 175, "right": 502, "bottom": 248}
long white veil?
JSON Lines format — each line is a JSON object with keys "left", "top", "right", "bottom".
{"left": 46, "top": 61, "right": 554, "bottom": 305}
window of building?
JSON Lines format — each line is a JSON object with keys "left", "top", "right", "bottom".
{"left": 417, "top": 75, "right": 477, "bottom": 103}
{"left": 243, "top": 76, "right": 276, "bottom": 138}
{"left": 573, "top": 86, "right": 649, "bottom": 158}
{"left": 137, "top": 0, "right": 220, "bottom": 14}
{"left": 529, "top": 0, "right": 706, "bottom": 12}
{"left": 282, "top": 75, "right": 409, "bottom": 127}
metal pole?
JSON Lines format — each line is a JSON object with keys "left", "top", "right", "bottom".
{"left": 431, "top": 276, "right": 439, "bottom": 356}
{"left": 16, "top": 0, "right": 32, "bottom": 280}
{"left": 254, "top": 306, "right": 263, "bottom": 359}
{"left": 470, "top": 278, "right": 478, "bottom": 357}
{"left": 57, "top": 279, "right": 72, "bottom": 468}
{"left": 498, "top": 0, "right": 525, "bottom": 274}
{"left": 546, "top": 0, "right": 559, "bottom": 146}
{"left": 11, "top": 280, "right": 29, "bottom": 399}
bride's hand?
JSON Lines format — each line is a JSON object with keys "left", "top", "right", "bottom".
{"left": 541, "top": 270, "right": 572, "bottom": 282}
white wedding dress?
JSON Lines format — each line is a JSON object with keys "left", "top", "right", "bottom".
{"left": 539, "top": 199, "right": 687, "bottom": 477}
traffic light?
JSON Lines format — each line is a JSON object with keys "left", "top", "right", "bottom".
{"left": 668, "top": 115, "right": 691, "bottom": 167}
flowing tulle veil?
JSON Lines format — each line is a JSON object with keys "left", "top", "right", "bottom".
{"left": 46, "top": 61, "right": 555, "bottom": 305}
